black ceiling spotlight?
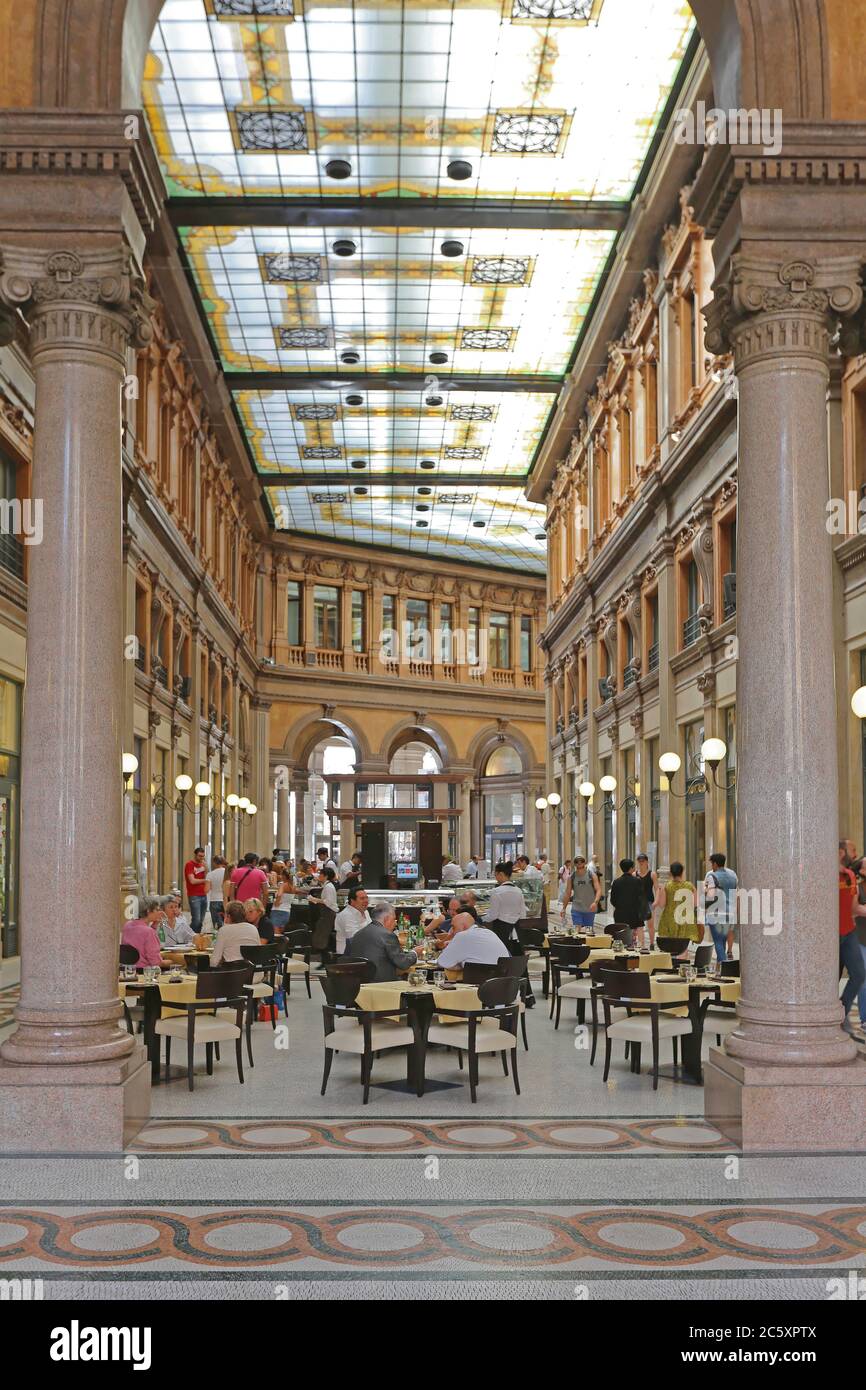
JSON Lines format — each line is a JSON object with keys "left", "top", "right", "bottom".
{"left": 429, "top": 351, "right": 448, "bottom": 365}
{"left": 340, "top": 349, "right": 361, "bottom": 365}
{"left": 353, "top": 486, "right": 368, "bottom": 495}
{"left": 415, "top": 504, "right": 430, "bottom": 512}
{"left": 416, "top": 520, "right": 429, "bottom": 528}
{"left": 419, "top": 459, "right": 437, "bottom": 469}
{"left": 440, "top": 239, "right": 464, "bottom": 258}
{"left": 350, "top": 459, "right": 367, "bottom": 469}
{"left": 425, "top": 395, "right": 443, "bottom": 407}
{"left": 325, "top": 158, "right": 352, "bottom": 180}
{"left": 447, "top": 159, "right": 472, "bottom": 181}
{"left": 534, "top": 531, "right": 546, "bottom": 541}
{"left": 417, "top": 486, "right": 433, "bottom": 495}
{"left": 345, "top": 393, "right": 364, "bottom": 405}
{"left": 472, "top": 520, "right": 486, "bottom": 528}
{"left": 332, "top": 238, "right": 356, "bottom": 257}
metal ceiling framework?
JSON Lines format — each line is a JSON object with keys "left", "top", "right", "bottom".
{"left": 144, "top": 0, "right": 696, "bottom": 573}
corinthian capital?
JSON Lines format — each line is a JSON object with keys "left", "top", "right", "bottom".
{"left": 705, "top": 254, "right": 864, "bottom": 368}
{"left": 0, "top": 243, "right": 155, "bottom": 364}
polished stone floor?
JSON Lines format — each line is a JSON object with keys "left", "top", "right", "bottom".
{"left": 1, "top": 956, "right": 864, "bottom": 1300}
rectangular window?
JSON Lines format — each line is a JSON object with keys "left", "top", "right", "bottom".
{"left": 489, "top": 611, "right": 510, "bottom": 669}
{"left": 439, "top": 603, "right": 453, "bottom": 663}
{"left": 647, "top": 736, "right": 659, "bottom": 853}
{"left": 468, "top": 607, "right": 480, "bottom": 666}
{"left": 314, "top": 585, "right": 340, "bottom": 649}
{"left": 405, "top": 598, "right": 430, "bottom": 660}
{"left": 520, "top": 615, "right": 532, "bottom": 672}
{"left": 287, "top": 581, "right": 302, "bottom": 646}
{"left": 381, "top": 595, "right": 397, "bottom": 660}
{"left": 351, "top": 589, "right": 365, "bottom": 652}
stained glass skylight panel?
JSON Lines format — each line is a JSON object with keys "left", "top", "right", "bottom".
{"left": 146, "top": 0, "right": 694, "bottom": 201}
{"left": 179, "top": 224, "right": 614, "bottom": 374}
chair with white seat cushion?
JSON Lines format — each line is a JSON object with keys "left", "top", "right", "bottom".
{"left": 427, "top": 976, "right": 521, "bottom": 1103}
{"left": 319, "top": 964, "right": 416, "bottom": 1105}
{"left": 548, "top": 942, "right": 591, "bottom": 1026}
{"left": 154, "top": 964, "right": 252, "bottom": 1091}
{"left": 600, "top": 968, "right": 692, "bottom": 1091}
{"left": 240, "top": 943, "right": 286, "bottom": 1067}
{"left": 277, "top": 928, "right": 313, "bottom": 998}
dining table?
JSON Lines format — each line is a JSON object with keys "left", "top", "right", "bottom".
{"left": 355, "top": 977, "right": 483, "bottom": 1094}
{"left": 120, "top": 971, "right": 210, "bottom": 1082}
{"left": 641, "top": 974, "right": 741, "bottom": 1083}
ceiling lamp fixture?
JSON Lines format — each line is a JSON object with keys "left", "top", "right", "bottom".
{"left": 425, "top": 395, "right": 443, "bottom": 407}
{"left": 440, "top": 239, "right": 464, "bottom": 257}
{"left": 429, "top": 351, "right": 448, "bottom": 365}
{"left": 472, "top": 519, "right": 486, "bottom": 528}
{"left": 345, "top": 393, "right": 364, "bottom": 406}
{"left": 350, "top": 459, "right": 366, "bottom": 469}
{"left": 417, "top": 486, "right": 433, "bottom": 496}
{"left": 353, "top": 486, "right": 368, "bottom": 495}
{"left": 534, "top": 531, "right": 546, "bottom": 541}
{"left": 325, "top": 158, "right": 352, "bottom": 179}
{"left": 416, "top": 520, "right": 429, "bottom": 528}
{"left": 340, "top": 349, "right": 360, "bottom": 365}
{"left": 332, "top": 238, "right": 356, "bottom": 257}
{"left": 447, "top": 159, "right": 472, "bottom": 181}
{"left": 415, "top": 503, "right": 430, "bottom": 512}
{"left": 420, "top": 459, "right": 436, "bottom": 470}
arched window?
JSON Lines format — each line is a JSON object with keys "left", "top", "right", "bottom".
{"left": 484, "top": 744, "right": 522, "bottom": 777}
{"left": 389, "top": 740, "right": 442, "bottom": 776}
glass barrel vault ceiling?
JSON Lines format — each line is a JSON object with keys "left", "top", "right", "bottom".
{"left": 145, "top": 0, "right": 695, "bottom": 573}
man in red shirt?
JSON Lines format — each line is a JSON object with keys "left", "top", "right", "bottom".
{"left": 228, "top": 852, "right": 269, "bottom": 905}
{"left": 184, "top": 846, "right": 208, "bottom": 932}
{"left": 839, "top": 841, "right": 865, "bottom": 1042}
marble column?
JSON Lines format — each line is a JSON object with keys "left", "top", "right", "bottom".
{"left": 0, "top": 243, "right": 153, "bottom": 1150}
{"left": 250, "top": 696, "right": 271, "bottom": 852}
{"left": 275, "top": 778, "right": 290, "bottom": 852}
{"left": 703, "top": 253, "right": 866, "bottom": 1149}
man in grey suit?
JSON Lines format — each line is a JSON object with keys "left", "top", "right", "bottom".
{"left": 347, "top": 902, "right": 419, "bottom": 981}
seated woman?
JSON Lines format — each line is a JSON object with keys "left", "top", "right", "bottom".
{"left": 244, "top": 897, "right": 275, "bottom": 944}
{"left": 270, "top": 867, "right": 294, "bottom": 931}
{"left": 121, "top": 896, "right": 175, "bottom": 970}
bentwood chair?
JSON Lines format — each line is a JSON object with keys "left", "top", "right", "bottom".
{"left": 154, "top": 964, "right": 252, "bottom": 1092}
{"left": 276, "top": 927, "right": 313, "bottom": 998}
{"left": 310, "top": 904, "right": 337, "bottom": 966}
{"left": 656, "top": 936, "right": 692, "bottom": 959}
{"left": 318, "top": 971, "right": 416, "bottom": 1104}
{"left": 720, "top": 959, "right": 740, "bottom": 977}
{"left": 118, "top": 944, "right": 138, "bottom": 1035}
{"left": 426, "top": 976, "right": 521, "bottom": 1103}
{"left": 600, "top": 968, "right": 692, "bottom": 1091}
{"left": 694, "top": 944, "right": 714, "bottom": 970}
{"left": 547, "top": 943, "right": 591, "bottom": 1027}
{"left": 516, "top": 924, "right": 548, "bottom": 996}
{"left": 239, "top": 943, "right": 286, "bottom": 1066}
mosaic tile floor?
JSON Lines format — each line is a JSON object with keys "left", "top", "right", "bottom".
{"left": 1, "top": 978, "right": 864, "bottom": 1299}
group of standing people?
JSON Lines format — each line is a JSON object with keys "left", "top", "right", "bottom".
{"left": 559, "top": 851, "right": 739, "bottom": 960}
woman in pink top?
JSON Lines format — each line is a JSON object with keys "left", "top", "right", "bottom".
{"left": 121, "top": 897, "right": 171, "bottom": 969}
{"left": 227, "top": 852, "right": 269, "bottom": 904}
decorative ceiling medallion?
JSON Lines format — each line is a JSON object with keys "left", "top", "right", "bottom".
{"left": 509, "top": 0, "right": 602, "bottom": 21}
{"left": 231, "top": 107, "right": 311, "bottom": 153}
{"left": 312, "top": 492, "right": 347, "bottom": 504}
{"left": 302, "top": 446, "right": 342, "bottom": 459}
{"left": 489, "top": 110, "right": 570, "bottom": 156}
{"left": 293, "top": 404, "right": 338, "bottom": 421}
{"left": 276, "top": 326, "right": 333, "bottom": 349}
{"left": 444, "top": 447, "right": 485, "bottom": 460}
{"left": 262, "top": 252, "right": 323, "bottom": 283}
{"left": 450, "top": 404, "right": 495, "bottom": 422}
{"left": 469, "top": 255, "right": 532, "bottom": 286}
{"left": 461, "top": 328, "right": 514, "bottom": 350}
{"left": 438, "top": 493, "right": 474, "bottom": 505}
{"left": 207, "top": 0, "right": 297, "bottom": 18}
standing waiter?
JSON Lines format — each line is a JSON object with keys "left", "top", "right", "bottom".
{"left": 481, "top": 861, "right": 535, "bottom": 1006}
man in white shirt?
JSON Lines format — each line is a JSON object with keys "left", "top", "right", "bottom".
{"left": 482, "top": 861, "right": 535, "bottom": 1005}
{"left": 463, "top": 855, "right": 480, "bottom": 879}
{"left": 334, "top": 885, "right": 371, "bottom": 955}
{"left": 316, "top": 846, "right": 338, "bottom": 875}
{"left": 515, "top": 854, "right": 543, "bottom": 881}
{"left": 436, "top": 917, "right": 509, "bottom": 969}
{"left": 338, "top": 851, "right": 362, "bottom": 886}
{"left": 441, "top": 856, "right": 463, "bottom": 884}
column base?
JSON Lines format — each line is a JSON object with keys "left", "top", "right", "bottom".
{"left": 0, "top": 1043, "right": 151, "bottom": 1153}
{"left": 705, "top": 1046, "right": 866, "bottom": 1151}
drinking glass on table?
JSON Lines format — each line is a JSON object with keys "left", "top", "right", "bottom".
{"left": 433, "top": 970, "right": 445, "bottom": 987}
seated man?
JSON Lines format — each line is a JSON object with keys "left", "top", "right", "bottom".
{"left": 211, "top": 900, "right": 261, "bottom": 965}
{"left": 515, "top": 854, "right": 544, "bottom": 881}
{"left": 335, "top": 885, "right": 370, "bottom": 956}
{"left": 244, "top": 897, "right": 275, "bottom": 944}
{"left": 422, "top": 895, "right": 462, "bottom": 937}
{"left": 347, "top": 902, "right": 419, "bottom": 982}
{"left": 121, "top": 896, "right": 174, "bottom": 969}
{"left": 440, "top": 855, "right": 463, "bottom": 884}
{"left": 458, "top": 889, "right": 480, "bottom": 922}
{"left": 435, "top": 916, "right": 510, "bottom": 969}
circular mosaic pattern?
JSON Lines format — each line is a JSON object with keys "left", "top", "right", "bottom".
{"left": 547, "top": 1125, "right": 623, "bottom": 1147}
{"left": 727, "top": 1220, "right": 819, "bottom": 1251}
{"left": 444, "top": 1126, "right": 522, "bottom": 1147}
{"left": 336, "top": 1222, "right": 426, "bottom": 1253}
{"left": 598, "top": 1221, "right": 686, "bottom": 1253}
{"left": 242, "top": 1127, "right": 312, "bottom": 1146}
{"left": 137, "top": 1125, "right": 211, "bottom": 1147}
{"left": 203, "top": 1222, "right": 296, "bottom": 1254}
{"left": 70, "top": 1222, "right": 161, "bottom": 1253}
{"left": 468, "top": 1221, "right": 556, "bottom": 1252}
{"left": 343, "top": 1127, "right": 416, "bottom": 1147}
{"left": 648, "top": 1124, "right": 724, "bottom": 1146}
{"left": 0, "top": 1221, "right": 31, "bottom": 1248}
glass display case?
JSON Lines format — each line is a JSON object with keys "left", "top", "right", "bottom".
{"left": 450, "top": 876, "right": 545, "bottom": 920}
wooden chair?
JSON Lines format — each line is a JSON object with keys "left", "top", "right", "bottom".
{"left": 694, "top": 944, "right": 714, "bottom": 970}
{"left": 516, "top": 924, "right": 547, "bottom": 996}
{"left": 154, "top": 964, "right": 252, "bottom": 1091}
{"left": 276, "top": 927, "right": 313, "bottom": 998}
{"left": 239, "top": 943, "right": 286, "bottom": 1067}
{"left": 426, "top": 976, "right": 521, "bottom": 1103}
{"left": 496, "top": 955, "right": 531, "bottom": 1051}
{"left": 600, "top": 968, "right": 692, "bottom": 1091}
{"left": 118, "top": 944, "right": 138, "bottom": 1035}
{"left": 656, "top": 936, "right": 692, "bottom": 958}
{"left": 318, "top": 970, "right": 416, "bottom": 1104}
{"left": 310, "top": 903, "right": 336, "bottom": 965}
{"left": 548, "top": 943, "right": 591, "bottom": 1027}
{"left": 609, "top": 924, "right": 634, "bottom": 946}
{"left": 720, "top": 959, "right": 740, "bottom": 977}
{"left": 325, "top": 958, "right": 376, "bottom": 983}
